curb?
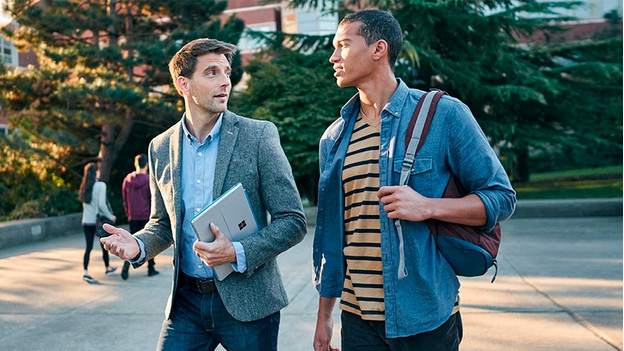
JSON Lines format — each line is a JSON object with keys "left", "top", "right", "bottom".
{"left": 0, "top": 213, "right": 82, "bottom": 250}
{"left": 511, "top": 198, "right": 622, "bottom": 218}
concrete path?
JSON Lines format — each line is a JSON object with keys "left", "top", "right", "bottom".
{"left": 0, "top": 215, "right": 621, "bottom": 350}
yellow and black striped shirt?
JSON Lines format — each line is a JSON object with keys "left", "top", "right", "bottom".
{"left": 340, "top": 112, "right": 385, "bottom": 321}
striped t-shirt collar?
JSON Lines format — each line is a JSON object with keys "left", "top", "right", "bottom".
{"left": 339, "top": 78, "right": 410, "bottom": 121}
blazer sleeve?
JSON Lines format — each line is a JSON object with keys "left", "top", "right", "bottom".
{"left": 133, "top": 140, "right": 175, "bottom": 264}
{"left": 239, "top": 122, "right": 307, "bottom": 275}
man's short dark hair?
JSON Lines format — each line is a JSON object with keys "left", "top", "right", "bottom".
{"left": 341, "top": 9, "right": 403, "bottom": 71}
{"left": 135, "top": 154, "right": 147, "bottom": 169}
{"left": 168, "top": 38, "right": 237, "bottom": 94}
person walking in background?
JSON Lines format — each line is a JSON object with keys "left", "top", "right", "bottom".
{"left": 100, "top": 38, "right": 306, "bottom": 350}
{"left": 313, "top": 9, "right": 516, "bottom": 351}
{"left": 79, "top": 162, "right": 118, "bottom": 284}
{"left": 121, "top": 153, "right": 159, "bottom": 280}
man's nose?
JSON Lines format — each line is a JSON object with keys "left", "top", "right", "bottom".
{"left": 220, "top": 74, "right": 231, "bottom": 87}
{"left": 329, "top": 49, "right": 339, "bottom": 63}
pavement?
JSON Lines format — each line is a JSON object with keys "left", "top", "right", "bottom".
{"left": 0, "top": 214, "right": 621, "bottom": 350}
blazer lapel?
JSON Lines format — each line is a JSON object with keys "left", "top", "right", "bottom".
{"left": 213, "top": 111, "right": 239, "bottom": 197}
{"left": 169, "top": 121, "right": 184, "bottom": 241}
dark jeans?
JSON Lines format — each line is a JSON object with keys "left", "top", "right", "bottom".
{"left": 83, "top": 224, "right": 110, "bottom": 270}
{"left": 156, "top": 284, "right": 280, "bottom": 351}
{"left": 129, "top": 219, "right": 155, "bottom": 270}
{"left": 341, "top": 310, "right": 462, "bottom": 351}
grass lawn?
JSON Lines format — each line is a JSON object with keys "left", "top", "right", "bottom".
{"left": 529, "top": 165, "right": 623, "bottom": 181}
{"left": 515, "top": 165, "right": 623, "bottom": 200}
{"left": 514, "top": 178, "right": 622, "bottom": 199}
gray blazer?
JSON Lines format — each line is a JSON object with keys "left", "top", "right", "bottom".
{"left": 134, "top": 110, "right": 307, "bottom": 322}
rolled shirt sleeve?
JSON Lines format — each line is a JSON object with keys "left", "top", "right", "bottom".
{"left": 230, "top": 241, "right": 247, "bottom": 273}
{"left": 446, "top": 101, "right": 516, "bottom": 232}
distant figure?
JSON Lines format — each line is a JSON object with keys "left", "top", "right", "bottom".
{"left": 78, "top": 162, "right": 117, "bottom": 284}
{"left": 121, "top": 153, "right": 159, "bottom": 280}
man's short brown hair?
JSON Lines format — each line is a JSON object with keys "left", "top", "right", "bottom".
{"left": 341, "top": 9, "right": 402, "bottom": 71}
{"left": 168, "top": 38, "right": 237, "bottom": 95}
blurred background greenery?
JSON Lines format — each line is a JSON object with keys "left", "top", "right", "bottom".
{"left": 0, "top": 0, "right": 621, "bottom": 220}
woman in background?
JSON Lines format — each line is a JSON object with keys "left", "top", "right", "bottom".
{"left": 78, "top": 162, "right": 117, "bottom": 283}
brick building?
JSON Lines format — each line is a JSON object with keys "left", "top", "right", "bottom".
{"left": 0, "top": 0, "right": 620, "bottom": 126}
{"left": 223, "top": 0, "right": 338, "bottom": 64}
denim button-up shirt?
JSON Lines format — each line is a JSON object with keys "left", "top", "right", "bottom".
{"left": 313, "top": 79, "right": 516, "bottom": 338}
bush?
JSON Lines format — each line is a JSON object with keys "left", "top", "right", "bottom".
{"left": 42, "top": 186, "right": 81, "bottom": 217}
{"left": 0, "top": 166, "right": 81, "bottom": 221}
{"left": 10, "top": 200, "right": 44, "bottom": 219}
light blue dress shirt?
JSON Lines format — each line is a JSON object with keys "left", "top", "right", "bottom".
{"left": 134, "top": 114, "right": 247, "bottom": 279}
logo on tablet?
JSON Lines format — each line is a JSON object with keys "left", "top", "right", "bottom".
{"left": 238, "top": 220, "right": 247, "bottom": 230}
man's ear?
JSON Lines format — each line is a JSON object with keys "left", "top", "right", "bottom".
{"left": 372, "top": 39, "right": 389, "bottom": 62}
{"left": 176, "top": 76, "right": 189, "bottom": 95}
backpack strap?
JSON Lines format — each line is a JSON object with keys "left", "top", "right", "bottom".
{"left": 394, "top": 90, "right": 446, "bottom": 279}
{"left": 400, "top": 90, "right": 446, "bottom": 186}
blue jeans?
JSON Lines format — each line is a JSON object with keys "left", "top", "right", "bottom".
{"left": 341, "top": 310, "right": 462, "bottom": 351}
{"left": 156, "top": 284, "right": 280, "bottom": 351}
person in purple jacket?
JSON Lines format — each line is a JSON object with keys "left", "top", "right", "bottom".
{"left": 121, "top": 154, "right": 159, "bottom": 279}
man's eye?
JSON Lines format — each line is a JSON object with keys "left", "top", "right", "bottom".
{"left": 225, "top": 71, "right": 232, "bottom": 77}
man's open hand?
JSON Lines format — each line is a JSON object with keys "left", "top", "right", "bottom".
{"left": 99, "top": 224, "right": 140, "bottom": 260}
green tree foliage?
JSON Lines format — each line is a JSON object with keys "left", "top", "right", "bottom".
{"left": 0, "top": 130, "right": 81, "bottom": 219}
{"left": 280, "top": 0, "right": 622, "bottom": 181}
{"left": 527, "top": 29, "right": 623, "bottom": 173}
{"left": 230, "top": 48, "right": 355, "bottom": 203}
{"left": 0, "top": 0, "right": 244, "bottom": 218}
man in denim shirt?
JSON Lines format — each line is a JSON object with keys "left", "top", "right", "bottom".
{"left": 313, "top": 10, "right": 516, "bottom": 351}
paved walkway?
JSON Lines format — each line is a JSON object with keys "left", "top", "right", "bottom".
{"left": 0, "top": 215, "right": 621, "bottom": 350}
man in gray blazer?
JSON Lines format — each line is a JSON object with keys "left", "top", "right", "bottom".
{"left": 101, "top": 38, "right": 307, "bottom": 351}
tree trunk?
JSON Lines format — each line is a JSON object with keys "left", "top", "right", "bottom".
{"left": 97, "top": 124, "right": 116, "bottom": 182}
{"left": 97, "top": 0, "right": 121, "bottom": 182}
{"left": 511, "top": 147, "right": 530, "bottom": 182}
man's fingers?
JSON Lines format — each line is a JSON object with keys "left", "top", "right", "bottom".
{"left": 210, "top": 223, "right": 231, "bottom": 243}
{"left": 101, "top": 225, "right": 130, "bottom": 248}
{"left": 378, "top": 186, "right": 401, "bottom": 203}
{"left": 103, "top": 223, "right": 122, "bottom": 236}
{"left": 103, "top": 223, "right": 134, "bottom": 239}
{"left": 382, "top": 202, "right": 396, "bottom": 213}
{"left": 314, "top": 342, "right": 339, "bottom": 351}
{"left": 193, "top": 240, "right": 208, "bottom": 253}
{"left": 209, "top": 222, "right": 223, "bottom": 238}
{"left": 377, "top": 185, "right": 399, "bottom": 198}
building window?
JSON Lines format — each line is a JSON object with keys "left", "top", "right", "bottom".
{"left": 239, "top": 24, "right": 277, "bottom": 52}
{"left": 0, "top": 35, "right": 17, "bottom": 66}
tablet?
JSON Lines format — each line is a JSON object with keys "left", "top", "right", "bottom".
{"left": 190, "top": 183, "right": 258, "bottom": 280}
